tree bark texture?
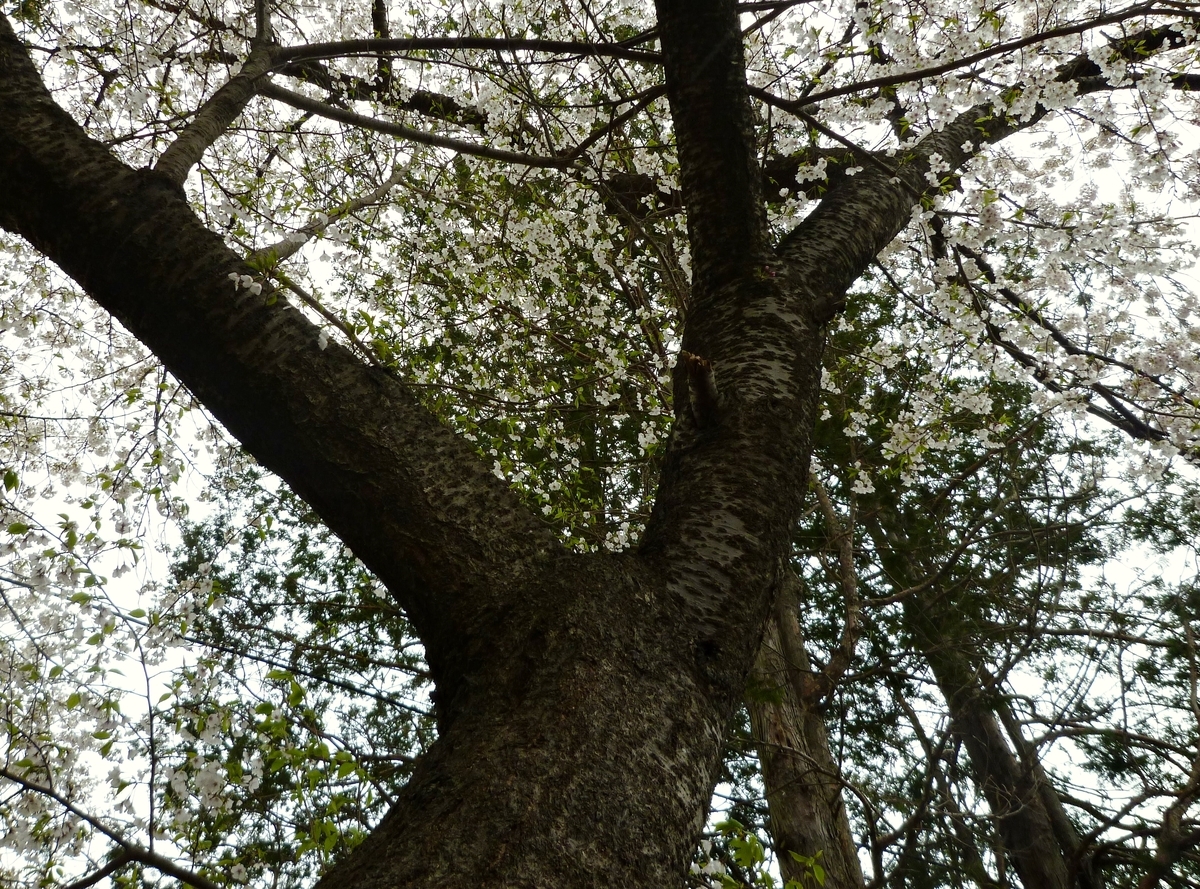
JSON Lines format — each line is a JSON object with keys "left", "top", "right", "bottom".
{"left": 0, "top": 1, "right": 1012, "bottom": 884}
{"left": 749, "top": 604, "right": 864, "bottom": 888}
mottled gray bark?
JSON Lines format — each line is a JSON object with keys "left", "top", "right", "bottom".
{"left": 0, "top": 15, "right": 566, "bottom": 716}
{"left": 0, "top": 5, "right": 824, "bottom": 884}
{"left": 154, "top": 41, "right": 277, "bottom": 185}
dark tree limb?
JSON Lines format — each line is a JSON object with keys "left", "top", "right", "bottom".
{"left": 275, "top": 36, "right": 662, "bottom": 65}
{"left": 258, "top": 81, "right": 572, "bottom": 167}
{"left": 0, "top": 13, "right": 562, "bottom": 713}
{"left": 755, "top": 4, "right": 1194, "bottom": 111}
{"left": 0, "top": 768, "right": 223, "bottom": 889}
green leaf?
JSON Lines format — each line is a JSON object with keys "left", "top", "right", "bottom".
{"left": 6, "top": 522, "right": 30, "bottom": 534}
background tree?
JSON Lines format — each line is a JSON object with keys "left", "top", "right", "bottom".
{"left": 3, "top": 0, "right": 1200, "bottom": 887}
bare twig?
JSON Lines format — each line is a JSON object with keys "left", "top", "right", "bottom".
{"left": 276, "top": 276, "right": 390, "bottom": 370}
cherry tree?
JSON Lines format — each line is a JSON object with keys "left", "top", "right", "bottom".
{"left": 3, "top": 0, "right": 1200, "bottom": 887}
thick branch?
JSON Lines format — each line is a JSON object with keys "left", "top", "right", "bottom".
{"left": 278, "top": 57, "right": 489, "bottom": 126}
{"left": 748, "top": 598, "right": 865, "bottom": 888}
{"left": 0, "top": 14, "right": 562, "bottom": 710}
{"left": 637, "top": 0, "right": 825, "bottom": 716}
{"left": 154, "top": 42, "right": 276, "bottom": 185}
{"left": 276, "top": 36, "right": 661, "bottom": 65}
{"left": 653, "top": 0, "right": 769, "bottom": 292}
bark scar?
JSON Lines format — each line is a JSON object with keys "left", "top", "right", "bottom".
{"left": 681, "top": 350, "right": 720, "bottom": 430}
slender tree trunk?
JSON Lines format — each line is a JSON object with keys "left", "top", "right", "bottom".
{"left": 749, "top": 602, "right": 864, "bottom": 888}
{"left": 898, "top": 562, "right": 1095, "bottom": 886}
{"left": 862, "top": 502, "right": 1092, "bottom": 889}
{"left": 911, "top": 604, "right": 1078, "bottom": 889}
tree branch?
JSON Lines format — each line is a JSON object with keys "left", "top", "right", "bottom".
{"left": 0, "top": 767, "right": 223, "bottom": 889}
{"left": 250, "top": 160, "right": 409, "bottom": 264}
{"left": 0, "top": 13, "right": 562, "bottom": 711}
{"left": 277, "top": 57, "right": 488, "bottom": 127}
{"left": 809, "top": 472, "right": 861, "bottom": 696}
{"left": 637, "top": 0, "right": 826, "bottom": 711}
{"left": 61, "top": 851, "right": 132, "bottom": 889}
{"left": 154, "top": 41, "right": 276, "bottom": 185}
{"left": 258, "top": 81, "right": 572, "bottom": 167}
{"left": 275, "top": 36, "right": 661, "bottom": 65}
{"left": 755, "top": 3, "right": 1194, "bottom": 112}
{"left": 254, "top": 0, "right": 271, "bottom": 42}
{"left": 771, "top": 9, "right": 1200, "bottom": 327}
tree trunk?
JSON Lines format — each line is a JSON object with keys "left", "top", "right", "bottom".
{"left": 749, "top": 602, "right": 864, "bottom": 888}
{"left": 312, "top": 555, "right": 736, "bottom": 887}
{"left": 911, "top": 604, "right": 1080, "bottom": 889}
{"left": 885, "top": 542, "right": 1095, "bottom": 888}
{"left": 860, "top": 498, "right": 1093, "bottom": 889}
{"left": 0, "top": 8, "right": 823, "bottom": 886}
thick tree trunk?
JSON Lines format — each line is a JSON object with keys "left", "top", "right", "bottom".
{"left": 313, "top": 555, "right": 734, "bottom": 887}
{"left": 0, "top": 8, "right": 822, "bottom": 886}
{"left": 749, "top": 603, "right": 864, "bottom": 888}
